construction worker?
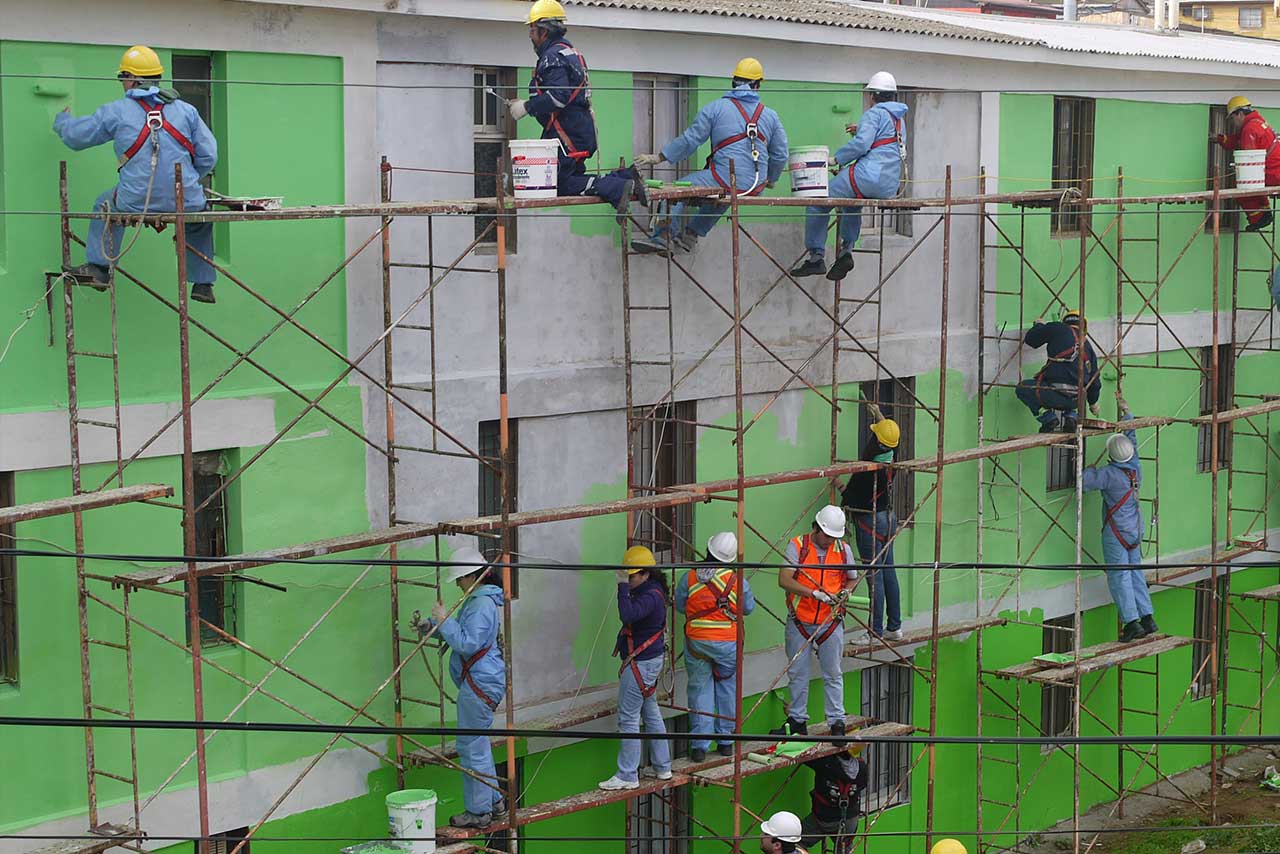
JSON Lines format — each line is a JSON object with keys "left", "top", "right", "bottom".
{"left": 760, "top": 811, "right": 808, "bottom": 854}
{"left": 415, "top": 547, "right": 507, "bottom": 828}
{"left": 792, "top": 71, "right": 908, "bottom": 282}
{"left": 1213, "top": 96, "right": 1280, "bottom": 233}
{"left": 1015, "top": 309, "right": 1101, "bottom": 433}
{"left": 931, "top": 841, "right": 968, "bottom": 854}
{"left": 600, "top": 546, "right": 672, "bottom": 790}
{"left": 54, "top": 46, "right": 218, "bottom": 303}
{"left": 1082, "top": 396, "right": 1157, "bottom": 643}
{"left": 840, "top": 401, "right": 903, "bottom": 643}
{"left": 774, "top": 505, "right": 858, "bottom": 738}
{"left": 674, "top": 531, "right": 757, "bottom": 762}
{"left": 507, "top": 0, "right": 645, "bottom": 221}
{"left": 800, "top": 744, "right": 869, "bottom": 854}
{"left": 630, "top": 58, "right": 789, "bottom": 256}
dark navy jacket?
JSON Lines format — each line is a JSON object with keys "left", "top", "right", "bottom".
{"left": 526, "top": 37, "right": 597, "bottom": 158}
{"left": 614, "top": 579, "right": 667, "bottom": 661}
{"left": 1024, "top": 320, "right": 1101, "bottom": 404}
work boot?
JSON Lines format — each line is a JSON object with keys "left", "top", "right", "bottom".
{"left": 629, "top": 166, "right": 650, "bottom": 207}
{"left": 1120, "top": 620, "right": 1143, "bottom": 643}
{"left": 769, "top": 717, "right": 808, "bottom": 737}
{"left": 491, "top": 799, "right": 508, "bottom": 820}
{"left": 614, "top": 179, "right": 635, "bottom": 224}
{"left": 62, "top": 262, "right": 111, "bottom": 291}
{"left": 1245, "top": 211, "right": 1274, "bottom": 233}
{"left": 717, "top": 742, "right": 735, "bottom": 757}
{"left": 826, "top": 251, "right": 856, "bottom": 282}
{"left": 449, "top": 811, "right": 494, "bottom": 829}
{"left": 829, "top": 719, "right": 847, "bottom": 737}
{"left": 791, "top": 254, "right": 827, "bottom": 278}
{"left": 630, "top": 232, "right": 672, "bottom": 257}
{"left": 190, "top": 283, "right": 216, "bottom": 304}
{"left": 1038, "top": 412, "right": 1063, "bottom": 434}
{"left": 1140, "top": 615, "right": 1159, "bottom": 636}
{"left": 673, "top": 230, "right": 699, "bottom": 254}
{"left": 689, "top": 747, "right": 708, "bottom": 762}
{"left": 1060, "top": 414, "right": 1078, "bottom": 433}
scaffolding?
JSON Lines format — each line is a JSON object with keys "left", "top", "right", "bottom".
{"left": 13, "top": 156, "right": 1280, "bottom": 854}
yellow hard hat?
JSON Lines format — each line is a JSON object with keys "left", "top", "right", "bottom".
{"left": 622, "top": 545, "right": 657, "bottom": 573}
{"left": 118, "top": 45, "right": 164, "bottom": 78}
{"left": 733, "top": 57, "right": 764, "bottom": 82}
{"left": 870, "top": 418, "right": 901, "bottom": 450}
{"left": 527, "top": 0, "right": 568, "bottom": 24}
{"left": 845, "top": 742, "right": 865, "bottom": 758}
{"left": 1227, "top": 95, "right": 1252, "bottom": 114}
{"left": 1061, "top": 308, "right": 1085, "bottom": 325}
{"left": 930, "top": 840, "right": 968, "bottom": 854}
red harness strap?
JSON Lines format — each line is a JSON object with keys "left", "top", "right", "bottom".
{"left": 684, "top": 572, "right": 737, "bottom": 624}
{"left": 534, "top": 43, "right": 592, "bottom": 161}
{"left": 844, "top": 117, "right": 903, "bottom": 193}
{"left": 709, "top": 100, "right": 768, "bottom": 195}
{"left": 460, "top": 645, "right": 501, "bottom": 711}
{"left": 121, "top": 99, "right": 196, "bottom": 169}
{"left": 618, "top": 628, "right": 663, "bottom": 698}
{"left": 790, "top": 536, "right": 846, "bottom": 645}
{"left": 1102, "top": 469, "right": 1140, "bottom": 551}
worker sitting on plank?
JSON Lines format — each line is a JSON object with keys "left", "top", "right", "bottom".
{"left": 1082, "top": 395, "right": 1157, "bottom": 643}
{"left": 630, "top": 58, "right": 789, "bottom": 257}
{"left": 506, "top": 0, "right": 646, "bottom": 222}
{"left": 675, "top": 532, "right": 756, "bottom": 762}
{"left": 760, "top": 811, "right": 809, "bottom": 854}
{"left": 1213, "top": 95, "right": 1280, "bottom": 233}
{"left": 54, "top": 46, "right": 218, "bottom": 303}
{"left": 792, "top": 71, "right": 908, "bottom": 283}
{"left": 1015, "top": 308, "right": 1102, "bottom": 434}
{"left": 800, "top": 743, "right": 868, "bottom": 854}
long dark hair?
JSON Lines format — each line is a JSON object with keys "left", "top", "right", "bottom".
{"left": 636, "top": 568, "right": 670, "bottom": 604}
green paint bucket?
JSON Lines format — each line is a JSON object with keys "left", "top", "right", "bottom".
{"left": 386, "top": 788, "right": 437, "bottom": 854}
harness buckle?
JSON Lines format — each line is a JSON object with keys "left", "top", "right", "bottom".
{"left": 145, "top": 110, "right": 164, "bottom": 132}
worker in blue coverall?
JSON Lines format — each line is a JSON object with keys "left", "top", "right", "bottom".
{"left": 54, "top": 46, "right": 218, "bottom": 304}
{"left": 793, "top": 71, "right": 908, "bottom": 283}
{"left": 1015, "top": 309, "right": 1102, "bottom": 433}
{"left": 630, "top": 57, "right": 789, "bottom": 257}
{"left": 415, "top": 546, "right": 508, "bottom": 828}
{"left": 1082, "top": 396, "right": 1158, "bottom": 643}
{"left": 507, "top": 0, "right": 645, "bottom": 221}
{"left": 674, "top": 531, "right": 757, "bottom": 762}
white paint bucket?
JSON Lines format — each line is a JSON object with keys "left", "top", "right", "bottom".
{"left": 1234, "top": 148, "right": 1268, "bottom": 190}
{"left": 386, "top": 789, "right": 437, "bottom": 854}
{"left": 509, "top": 138, "right": 560, "bottom": 199}
{"left": 789, "top": 145, "right": 830, "bottom": 198}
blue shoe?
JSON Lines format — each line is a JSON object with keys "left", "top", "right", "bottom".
{"left": 630, "top": 232, "right": 672, "bottom": 257}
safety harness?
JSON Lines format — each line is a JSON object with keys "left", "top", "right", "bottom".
{"left": 120, "top": 98, "right": 196, "bottom": 171}
{"left": 460, "top": 644, "right": 502, "bottom": 711}
{"left": 789, "top": 535, "right": 846, "bottom": 646}
{"left": 616, "top": 588, "right": 667, "bottom": 699}
{"left": 811, "top": 757, "right": 863, "bottom": 854}
{"left": 709, "top": 99, "right": 768, "bottom": 195}
{"left": 1030, "top": 325, "right": 1096, "bottom": 398}
{"left": 532, "top": 42, "right": 594, "bottom": 161}
{"left": 1103, "top": 468, "right": 1141, "bottom": 550}
{"left": 685, "top": 571, "right": 739, "bottom": 626}
{"left": 845, "top": 112, "right": 905, "bottom": 199}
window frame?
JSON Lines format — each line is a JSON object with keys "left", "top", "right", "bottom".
{"left": 1046, "top": 443, "right": 1078, "bottom": 493}
{"left": 1039, "top": 615, "right": 1075, "bottom": 747}
{"left": 188, "top": 451, "right": 239, "bottom": 647}
{"left": 630, "top": 401, "right": 697, "bottom": 563}
{"left": 1050, "top": 96, "right": 1096, "bottom": 236}
{"left": 631, "top": 714, "right": 691, "bottom": 854}
{"left": 632, "top": 73, "right": 692, "bottom": 181}
{"left": 860, "top": 663, "right": 912, "bottom": 811}
{"left": 0, "top": 472, "right": 16, "bottom": 685}
{"left": 856, "top": 377, "right": 917, "bottom": 524}
{"left": 202, "top": 827, "right": 249, "bottom": 854}
{"left": 474, "top": 66, "right": 519, "bottom": 250}
{"left": 1190, "top": 3, "right": 1213, "bottom": 18}
{"left": 1239, "top": 6, "right": 1264, "bottom": 27}
{"left": 1192, "top": 577, "right": 1227, "bottom": 699}
{"left": 478, "top": 418, "right": 519, "bottom": 598}
{"left": 1197, "top": 343, "right": 1234, "bottom": 473}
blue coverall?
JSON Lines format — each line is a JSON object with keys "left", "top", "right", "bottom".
{"left": 674, "top": 567, "right": 757, "bottom": 752}
{"left": 647, "top": 86, "right": 788, "bottom": 243}
{"left": 1015, "top": 320, "right": 1101, "bottom": 426}
{"left": 804, "top": 100, "right": 908, "bottom": 256}
{"left": 525, "top": 37, "right": 633, "bottom": 205}
{"left": 54, "top": 87, "right": 217, "bottom": 283}
{"left": 433, "top": 584, "right": 507, "bottom": 816}
{"left": 1081, "top": 415, "right": 1153, "bottom": 625}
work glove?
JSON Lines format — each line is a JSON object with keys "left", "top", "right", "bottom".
{"left": 845, "top": 123, "right": 858, "bottom": 136}
{"left": 616, "top": 569, "right": 630, "bottom": 583}
{"left": 507, "top": 99, "right": 528, "bottom": 121}
{"left": 431, "top": 601, "right": 448, "bottom": 624}
{"left": 1089, "top": 403, "right": 1102, "bottom": 418}
{"left": 812, "top": 590, "right": 837, "bottom": 605}
{"left": 1117, "top": 394, "right": 1130, "bottom": 415}
{"left": 635, "top": 153, "right": 663, "bottom": 167}
{"left": 827, "top": 156, "right": 839, "bottom": 168}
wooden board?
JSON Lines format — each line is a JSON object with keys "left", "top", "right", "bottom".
{"left": 844, "top": 617, "right": 1006, "bottom": 657}
{"left": 23, "top": 825, "right": 141, "bottom": 854}
{"left": 993, "top": 634, "right": 1191, "bottom": 684}
{"left": 1238, "top": 582, "right": 1280, "bottom": 602}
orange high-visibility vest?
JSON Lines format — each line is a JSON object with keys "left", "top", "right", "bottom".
{"left": 788, "top": 534, "right": 848, "bottom": 625}
{"left": 684, "top": 567, "right": 741, "bottom": 641}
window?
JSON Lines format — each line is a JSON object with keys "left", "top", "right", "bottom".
{"left": 630, "top": 402, "right": 697, "bottom": 563}
{"left": 1051, "top": 97, "right": 1096, "bottom": 235}
{"left": 1039, "top": 615, "right": 1074, "bottom": 743}
{"left": 1197, "top": 343, "right": 1234, "bottom": 473}
{"left": 1192, "top": 578, "right": 1227, "bottom": 698}
{"left": 474, "top": 67, "right": 518, "bottom": 248}
{"left": 862, "top": 88, "right": 917, "bottom": 238}
{"left": 861, "top": 664, "right": 912, "bottom": 811}
{"left": 172, "top": 55, "right": 213, "bottom": 190}
{"left": 0, "top": 473, "right": 16, "bottom": 685}
{"left": 1239, "top": 6, "right": 1264, "bottom": 27}
{"left": 1206, "top": 106, "right": 1239, "bottom": 231}
{"left": 857, "top": 377, "right": 917, "bottom": 523}
{"left": 202, "top": 827, "right": 248, "bottom": 854}
{"left": 632, "top": 715, "right": 691, "bottom": 854}
{"left": 1190, "top": 3, "right": 1213, "bottom": 18}
{"left": 1046, "top": 444, "right": 1078, "bottom": 493}
{"left": 189, "top": 452, "right": 238, "bottom": 646}
{"left": 632, "top": 74, "right": 691, "bottom": 181}
{"left": 489, "top": 756, "right": 525, "bottom": 850}
{"left": 478, "top": 418, "right": 519, "bottom": 597}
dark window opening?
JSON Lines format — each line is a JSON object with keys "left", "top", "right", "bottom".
{"left": 1040, "top": 615, "right": 1075, "bottom": 743}
{"left": 0, "top": 472, "right": 16, "bottom": 685}
{"left": 632, "top": 74, "right": 691, "bottom": 181}
{"left": 1051, "top": 97, "right": 1096, "bottom": 235}
{"left": 1206, "top": 106, "right": 1239, "bottom": 232}
{"left": 1193, "top": 577, "right": 1227, "bottom": 698}
{"left": 1198, "top": 344, "right": 1234, "bottom": 473}
{"left": 857, "top": 377, "right": 917, "bottom": 524}
{"left": 861, "top": 664, "right": 912, "bottom": 810}
{"left": 171, "top": 55, "right": 213, "bottom": 190}
{"left": 474, "top": 67, "right": 518, "bottom": 249}
{"left": 631, "top": 715, "right": 691, "bottom": 854}
{"left": 188, "top": 452, "right": 237, "bottom": 646}
{"left": 1046, "top": 444, "right": 1078, "bottom": 493}
{"left": 203, "top": 827, "right": 248, "bottom": 854}
{"left": 630, "top": 401, "right": 697, "bottom": 563}
{"left": 862, "top": 88, "right": 916, "bottom": 238}
{"left": 478, "top": 418, "right": 519, "bottom": 597}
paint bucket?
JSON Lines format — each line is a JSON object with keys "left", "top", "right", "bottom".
{"left": 386, "top": 789, "right": 437, "bottom": 854}
{"left": 1233, "top": 148, "right": 1267, "bottom": 190}
{"left": 509, "top": 139, "right": 560, "bottom": 199}
{"left": 789, "top": 145, "right": 830, "bottom": 198}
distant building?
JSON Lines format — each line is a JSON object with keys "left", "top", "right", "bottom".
{"left": 1180, "top": 0, "right": 1280, "bottom": 35}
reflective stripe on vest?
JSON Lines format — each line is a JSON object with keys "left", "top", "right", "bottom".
{"left": 788, "top": 534, "right": 848, "bottom": 626}
{"left": 120, "top": 98, "right": 196, "bottom": 171}
{"left": 533, "top": 43, "right": 592, "bottom": 160}
{"left": 685, "top": 568, "right": 739, "bottom": 641}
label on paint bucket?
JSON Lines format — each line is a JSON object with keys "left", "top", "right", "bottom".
{"left": 789, "top": 145, "right": 830, "bottom": 198}
{"left": 510, "top": 139, "right": 560, "bottom": 199}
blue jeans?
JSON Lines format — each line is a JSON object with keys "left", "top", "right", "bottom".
{"left": 456, "top": 682, "right": 505, "bottom": 815}
{"left": 784, "top": 618, "right": 845, "bottom": 724}
{"left": 804, "top": 167, "right": 862, "bottom": 255}
{"left": 616, "top": 656, "right": 670, "bottom": 781}
{"left": 686, "top": 638, "right": 738, "bottom": 751}
{"left": 86, "top": 189, "right": 216, "bottom": 284}
{"left": 854, "top": 511, "right": 900, "bottom": 634}
{"left": 652, "top": 168, "right": 729, "bottom": 240}
{"left": 1103, "top": 537, "right": 1152, "bottom": 624}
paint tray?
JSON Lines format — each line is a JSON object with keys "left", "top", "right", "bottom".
{"left": 1033, "top": 651, "right": 1097, "bottom": 667}
{"left": 206, "top": 190, "right": 284, "bottom": 211}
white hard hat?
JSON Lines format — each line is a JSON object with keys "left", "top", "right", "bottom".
{"left": 760, "top": 811, "right": 803, "bottom": 844}
{"left": 815, "top": 504, "right": 847, "bottom": 539}
{"left": 444, "top": 546, "right": 489, "bottom": 583}
{"left": 867, "top": 71, "right": 898, "bottom": 93}
{"left": 707, "top": 531, "right": 738, "bottom": 563}
{"left": 1107, "top": 433, "right": 1135, "bottom": 464}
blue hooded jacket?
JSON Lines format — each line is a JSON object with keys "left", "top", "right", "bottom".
{"left": 614, "top": 578, "right": 667, "bottom": 661}
{"left": 660, "top": 87, "right": 789, "bottom": 193}
{"left": 834, "top": 100, "right": 908, "bottom": 200}
{"left": 53, "top": 87, "right": 216, "bottom": 212}
{"left": 1082, "top": 414, "right": 1143, "bottom": 547}
{"left": 526, "top": 36, "right": 597, "bottom": 158}
{"left": 436, "top": 583, "right": 506, "bottom": 698}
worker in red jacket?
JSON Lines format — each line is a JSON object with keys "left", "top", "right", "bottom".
{"left": 1214, "top": 95, "right": 1280, "bottom": 233}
